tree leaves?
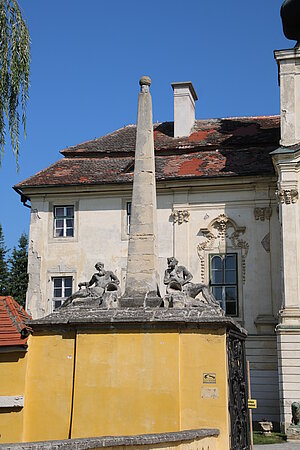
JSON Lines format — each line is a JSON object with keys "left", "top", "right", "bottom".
{"left": 0, "top": 0, "right": 30, "bottom": 169}
{"left": 7, "top": 232, "right": 28, "bottom": 307}
{"left": 0, "top": 224, "right": 28, "bottom": 307}
{"left": 0, "top": 223, "right": 9, "bottom": 295}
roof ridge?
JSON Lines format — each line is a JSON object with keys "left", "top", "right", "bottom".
{"left": 195, "top": 115, "right": 280, "bottom": 121}
{"left": 61, "top": 124, "right": 137, "bottom": 154}
{"left": 3, "top": 296, "right": 29, "bottom": 333}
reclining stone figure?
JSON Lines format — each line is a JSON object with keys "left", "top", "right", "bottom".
{"left": 62, "top": 261, "right": 121, "bottom": 308}
{"left": 163, "top": 257, "right": 221, "bottom": 309}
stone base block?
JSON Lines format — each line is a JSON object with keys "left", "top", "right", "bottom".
{"left": 287, "top": 425, "right": 300, "bottom": 441}
{"left": 120, "top": 297, "right": 162, "bottom": 308}
{"left": 145, "top": 297, "right": 163, "bottom": 307}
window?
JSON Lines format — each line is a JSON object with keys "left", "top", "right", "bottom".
{"left": 209, "top": 254, "right": 238, "bottom": 316}
{"left": 52, "top": 276, "right": 73, "bottom": 309}
{"left": 126, "top": 202, "right": 131, "bottom": 234}
{"left": 54, "top": 206, "right": 74, "bottom": 237}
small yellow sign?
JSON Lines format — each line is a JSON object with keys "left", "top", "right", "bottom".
{"left": 248, "top": 399, "right": 257, "bottom": 409}
{"left": 203, "top": 373, "right": 216, "bottom": 384}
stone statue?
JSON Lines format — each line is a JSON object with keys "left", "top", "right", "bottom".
{"left": 281, "top": 0, "right": 300, "bottom": 46}
{"left": 287, "top": 401, "right": 300, "bottom": 440}
{"left": 62, "top": 262, "right": 121, "bottom": 308}
{"left": 163, "top": 257, "right": 221, "bottom": 309}
{"left": 292, "top": 402, "right": 300, "bottom": 426}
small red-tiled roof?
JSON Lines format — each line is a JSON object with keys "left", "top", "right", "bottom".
{"left": 15, "top": 116, "right": 280, "bottom": 189}
{"left": 0, "top": 296, "right": 31, "bottom": 347}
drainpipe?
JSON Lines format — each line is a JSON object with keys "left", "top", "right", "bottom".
{"left": 13, "top": 187, "right": 31, "bottom": 209}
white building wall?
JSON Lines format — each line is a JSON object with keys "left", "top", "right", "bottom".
{"left": 246, "top": 336, "right": 280, "bottom": 424}
{"left": 277, "top": 330, "right": 300, "bottom": 429}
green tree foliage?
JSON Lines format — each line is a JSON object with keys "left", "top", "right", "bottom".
{"left": 0, "top": 0, "right": 30, "bottom": 168}
{"left": 0, "top": 223, "right": 9, "bottom": 295}
{"left": 7, "top": 232, "right": 28, "bottom": 306}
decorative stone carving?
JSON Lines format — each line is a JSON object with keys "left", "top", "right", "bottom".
{"left": 197, "top": 214, "right": 249, "bottom": 284}
{"left": 261, "top": 233, "right": 270, "bottom": 253}
{"left": 254, "top": 207, "right": 272, "bottom": 221}
{"left": 287, "top": 401, "right": 300, "bottom": 441}
{"left": 171, "top": 210, "right": 190, "bottom": 224}
{"left": 259, "top": 421, "right": 273, "bottom": 436}
{"left": 292, "top": 401, "right": 300, "bottom": 426}
{"left": 62, "top": 262, "right": 121, "bottom": 308}
{"left": 276, "top": 189, "right": 298, "bottom": 204}
{"left": 163, "top": 257, "right": 224, "bottom": 314}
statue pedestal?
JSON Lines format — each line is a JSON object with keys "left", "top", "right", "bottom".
{"left": 287, "top": 426, "right": 300, "bottom": 441}
{"left": 22, "top": 307, "right": 249, "bottom": 450}
{"left": 119, "top": 296, "right": 162, "bottom": 308}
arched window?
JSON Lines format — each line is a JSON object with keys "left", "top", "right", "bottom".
{"left": 210, "top": 254, "right": 238, "bottom": 316}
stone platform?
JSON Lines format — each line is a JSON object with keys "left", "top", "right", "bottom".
{"left": 30, "top": 303, "right": 238, "bottom": 330}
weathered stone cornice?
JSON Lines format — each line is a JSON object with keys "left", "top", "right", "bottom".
{"left": 28, "top": 306, "right": 246, "bottom": 336}
{"left": 0, "top": 429, "right": 220, "bottom": 450}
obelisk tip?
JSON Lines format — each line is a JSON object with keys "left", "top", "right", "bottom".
{"left": 139, "top": 76, "right": 151, "bottom": 92}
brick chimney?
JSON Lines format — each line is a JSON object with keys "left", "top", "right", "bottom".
{"left": 171, "top": 82, "right": 198, "bottom": 137}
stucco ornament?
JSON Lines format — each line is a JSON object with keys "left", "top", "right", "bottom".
{"left": 254, "top": 207, "right": 272, "bottom": 221}
{"left": 62, "top": 262, "right": 121, "bottom": 308}
{"left": 276, "top": 188, "right": 298, "bottom": 204}
{"left": 197, "top": 214, "right": 249, "bottom": 284}
{"left": 163, "top": 257, "right": 224, "bottom": 314}
{"left": 171, "top": 210, "right": 190, "bottom": 224}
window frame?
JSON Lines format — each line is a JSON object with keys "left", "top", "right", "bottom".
{"left": 126, "top": 201, "right": 131, "bottom": 235}
{"left": 53, "top": 205, "right": 74, "bottom": 238}
{"left": 52, "top": 276, "right": 73, "bottom": 310}
{"left": 48, "top": 201, "right": 78, "bottom": 243}
{"left": 121, "top": 198, "right": 132, "bottom": 240}
{"left": 209, "top": 253, "right": 239, "bottom": 317}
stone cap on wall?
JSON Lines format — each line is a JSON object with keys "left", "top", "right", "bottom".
{"left": 28, "top": 306, "right": 246, "bottom": 336}
{"left": 0, "top": 428, "right": 219, "bottom": 450}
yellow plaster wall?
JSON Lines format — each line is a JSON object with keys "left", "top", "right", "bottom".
{"left": 71, "top": 331, "right": 180, "bottom": 438}
{"left": 0, "top": 351, "right": 27, "bottom": 443}
{"left": 71, "top": 327, "right": 228, "bottom": 450}
{"left": 22, "top": 331, "right": 75, "bottom": 442}
{"left": 179, "top": 330, "right": 230, "bottom": 450}
{"left": 20, "top": 326, "right": 229, "bottom": 449}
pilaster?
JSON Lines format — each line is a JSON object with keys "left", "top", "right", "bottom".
{"left": 274, "top": 48, "right": 300, "bottom": 147}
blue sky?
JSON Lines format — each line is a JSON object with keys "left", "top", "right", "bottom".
{"left": 0, "top": 0, "right": 289, "bottom": 251}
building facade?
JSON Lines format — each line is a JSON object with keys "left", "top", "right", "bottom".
{"left": 15, "top": 54, "right": 300, "bottom": 432}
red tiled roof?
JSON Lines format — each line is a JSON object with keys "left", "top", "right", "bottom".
{"left": 16, "top": 116, "right": 280, "bottom": 189}
{"left": 0, "top": 296, "right": 31, "bottom": 347}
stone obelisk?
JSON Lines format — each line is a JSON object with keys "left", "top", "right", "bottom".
{"left": 121, "top": 76, "right": 161, "bottom": 307}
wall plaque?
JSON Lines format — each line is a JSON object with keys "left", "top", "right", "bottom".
{"left": 203, "top": 373, "right": 216, "bottom": 384}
